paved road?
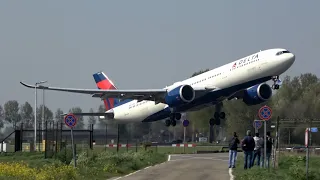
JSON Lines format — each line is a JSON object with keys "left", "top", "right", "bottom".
{"left": 111, "top": 153, "right": 232, "bottom": 180}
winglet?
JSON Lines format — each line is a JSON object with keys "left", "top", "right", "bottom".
{"left": 20, "top": 82, "right": 35, "bottom": 88}
{"left": 20, "top": 82, "right": 49, "bottom": 90}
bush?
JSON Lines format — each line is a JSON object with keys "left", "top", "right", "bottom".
{"left": 233, "top": 154, "right": 320, "bottom": 180}
{"left": 76, "top": 149, "right": 167, "bottom": 179}
{"left": 56, "top": 147, "right": 73, "bottom": 164}
{"left": 0, "top": 162, "right": 78, "bottom": 180}
{"left": 0, "top": 149, "right": 167, "bottom": 180}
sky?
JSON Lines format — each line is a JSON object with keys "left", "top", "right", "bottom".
{"left": 0, "top": 0, "right": 319, "bottom": 116}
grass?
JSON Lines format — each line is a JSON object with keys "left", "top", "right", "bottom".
{"left": 233, "top": 152, "right": 320, "bottom": 180}
{"left": 0, "top": 149, "right": 167, "bottom": 180}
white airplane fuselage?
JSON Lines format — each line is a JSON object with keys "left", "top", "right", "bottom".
{"left": 105, "top": 48, "right": 295, "bottom": 123}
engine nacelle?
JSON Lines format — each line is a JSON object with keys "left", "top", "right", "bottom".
{"left": 243, "top": 83, "right": 273, "bottom": 105}
{"left": 165, "top": 85, "right": 195, "bottom": 107}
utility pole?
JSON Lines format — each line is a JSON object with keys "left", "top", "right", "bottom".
{"left": 42, "top": 89, "right": 45, "bottom": 143}
{"left": 34, "top": 81, "right": 47, "bottom": 152}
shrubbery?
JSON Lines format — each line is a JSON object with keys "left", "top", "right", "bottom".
{"left": 76, "top": 149, "right": 167, "bottom": 179}
{"left": 234, "top": 154, "right": 320, "bottom": 180}
{"left": 0, "top": 161, "right": 78, "bottom": 180}
{"left": 0, "top": 149, "right": 167, "bottom": 180}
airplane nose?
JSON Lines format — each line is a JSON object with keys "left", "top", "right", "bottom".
{"left": 289, "top": 53, "right": 295, "bottom": 63}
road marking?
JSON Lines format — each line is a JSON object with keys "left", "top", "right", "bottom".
{"left": 229, "top": 168, "right": 234, "bottom": 180}
{"left": 168, "top": 155, "right": 171, "bottom": 161}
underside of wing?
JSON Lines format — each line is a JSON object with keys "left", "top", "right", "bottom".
{"left": 20, "top": 81, "right": 167, "bottom": 99}
{"left": 20, "top": 81, "right": 216, "bottom": 103}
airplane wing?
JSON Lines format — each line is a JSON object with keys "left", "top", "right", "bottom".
{"left": 61, "top": 112, "right": 109, "bottom": 116}
{"left": 20, "top": 82, "right": 215, "bottom": 102}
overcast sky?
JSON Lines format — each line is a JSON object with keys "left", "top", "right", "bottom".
{"left": 0, "top": 1, "right": 318, "bottom": 115}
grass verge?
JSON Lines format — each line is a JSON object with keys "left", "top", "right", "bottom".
{"left": 0, "top": 149, "right": 167, "bottom": 180}
{"left": 233, "top": 153, "right": 320, "bottom": 180}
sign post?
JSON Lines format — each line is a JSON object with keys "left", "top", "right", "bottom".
{"left": 183, "top": 120, "right": 189, "bottom": 143}
{"left": 305, "top": 128, "right": 310, "bottom": 180}
{"left": 253, "top": 120, "right": 263, "bottom": 133}
{"left": 64, "top": 113, "right": 77, "bottom": 168}
{"left": 258, "top": 105, "right": 272, "bottom": 168}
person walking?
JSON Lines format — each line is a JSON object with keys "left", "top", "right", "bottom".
{"left": 252, "top": 132, "right": 262, "bottom": 167}
{"left": 241, "top": 130, "right": 255, "bottom": 169}
{"left": 228, "top": 132, "right": 240, "bottom": 168}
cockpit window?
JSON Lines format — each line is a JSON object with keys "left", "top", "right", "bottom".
{"left": 276, "top": 50, "right": 290, "bottom": 56}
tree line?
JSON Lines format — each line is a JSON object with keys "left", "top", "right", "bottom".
{"left": 0, "top": 101, "right": 108, "bottom": 133}
{"left": 186, "top": 72, "right": 320, "bottom": 145}
{"left": 1, "top": 72, "right": 319, "bottom": 146}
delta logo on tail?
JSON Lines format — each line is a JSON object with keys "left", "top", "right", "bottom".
{"left": 93, "top": 72, "right": 120, "bottom": 110}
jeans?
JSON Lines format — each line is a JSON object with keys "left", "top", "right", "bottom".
{"left": 229, "top": 150, "right": 237, "bottom": 168}
{"left": 252, "top": 150, "right": 261, "bottom": 166}
{"left": 244, "top": 151, "right": 253, "bottom": 169}
{"left": 260, "top": 151, "right": 271, "bottom": 168}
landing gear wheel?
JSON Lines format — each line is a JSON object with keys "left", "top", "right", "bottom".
{"left": 175, "top": 113, "right": 181, "bottom": 120}
{"left": 165, "top": 119, "right": 171, "bottom": 127}
{"left": 209, "top": 118, "right": 215, "bottom": 126}
{"left": 220, "top": 112, "right": 226, "bottom": 119}
{"left": 171, "top": 119, "right": 176, "bottom": 126}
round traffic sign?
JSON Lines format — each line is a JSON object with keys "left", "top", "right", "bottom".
{"left": 64, "top": 113, "right": 77, "bottom": 128}
{"left": 183, "top": 120, "right": 189, "bottom": 127}
{"left": 258, "top": 105, "right": 272, "bottom": 120}
{"left": 253, "top": 120, "right": 262, "bottom": 129}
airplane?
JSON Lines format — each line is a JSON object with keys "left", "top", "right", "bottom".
{"left": 20, "top": 48, "right": 295, "bottom": 127}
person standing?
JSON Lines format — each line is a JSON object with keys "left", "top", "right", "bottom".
{"left": 260, "top": 131, "right": 273, "bottom": 168}
{"left": 241, "top": 130, "right": 255, "bottom": 169}
{"left": 228, "top": 132, "right": 240, "bottom": 168}
{"left": 252, "top": 132, "right": 262, "bottom": 166}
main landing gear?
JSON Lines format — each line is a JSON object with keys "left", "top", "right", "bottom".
{"left": 165, "top": 113, "right": 181, "bottom": 127}
{"left": 209, "top": 112, "right": 225, "bottom": 126}
{"left": 209, "top": 102, "right": 225, "bottom": 126}
{"left": 271, "top": 75, "right": 281, "bottom": 90}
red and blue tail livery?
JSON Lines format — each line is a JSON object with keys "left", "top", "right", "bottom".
{"left": 93, "top": 72, "right": 120, "bottom": 110}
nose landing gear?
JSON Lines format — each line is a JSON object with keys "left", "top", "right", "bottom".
{"left": 271, "top": 75, "right": 281, "bottom": 90}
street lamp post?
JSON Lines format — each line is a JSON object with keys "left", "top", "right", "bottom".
{"left": 34, "top": 80, "right": 47, "bottom": 152}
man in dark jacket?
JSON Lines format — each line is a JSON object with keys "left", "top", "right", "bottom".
{"left": 260, "top": 131, "right": 273, "bottom": 168}
{"left": 241, "top": 130, "right": 255, "bottom": 169}
{"left": 228, "top": 132, "right": 240, "bottom": 168}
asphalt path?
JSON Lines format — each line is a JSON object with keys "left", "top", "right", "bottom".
{"left": 110, "top": 153, "right": 234, "bottom": 180}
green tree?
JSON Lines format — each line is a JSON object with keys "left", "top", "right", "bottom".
{"left": 0, "top": 105, "right": 4, "bottom": 131}
{"left": 19, "top": 102, "right": 34, "bottom": 128}
{"left": 69, "top": 107, "right": 84, "bottom": 129}
{"left": 36, "top": 105, "right": 53, "bottom": 123}
{"left": 88, "top": 108, "right": 96, "bottom": 127}
{"left": 54, "top": 108, "right": 64, "bottom": 123}
{"left": 4, "top": 100, "right": 21, "bottom": 128}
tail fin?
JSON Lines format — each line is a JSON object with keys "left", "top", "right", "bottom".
{"left": 93, "top": 72, "right": 120, "bottom": 111}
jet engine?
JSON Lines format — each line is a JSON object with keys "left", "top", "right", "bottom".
{"left": 243, "top": 83, "right": 273, "bottom": 105}
{"left": 165, "top": 85, "right": 195, "bottom": 107}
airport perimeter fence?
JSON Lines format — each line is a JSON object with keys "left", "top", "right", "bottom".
{"left": 0, "top": 120, "right": 239, "bottom": 157}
